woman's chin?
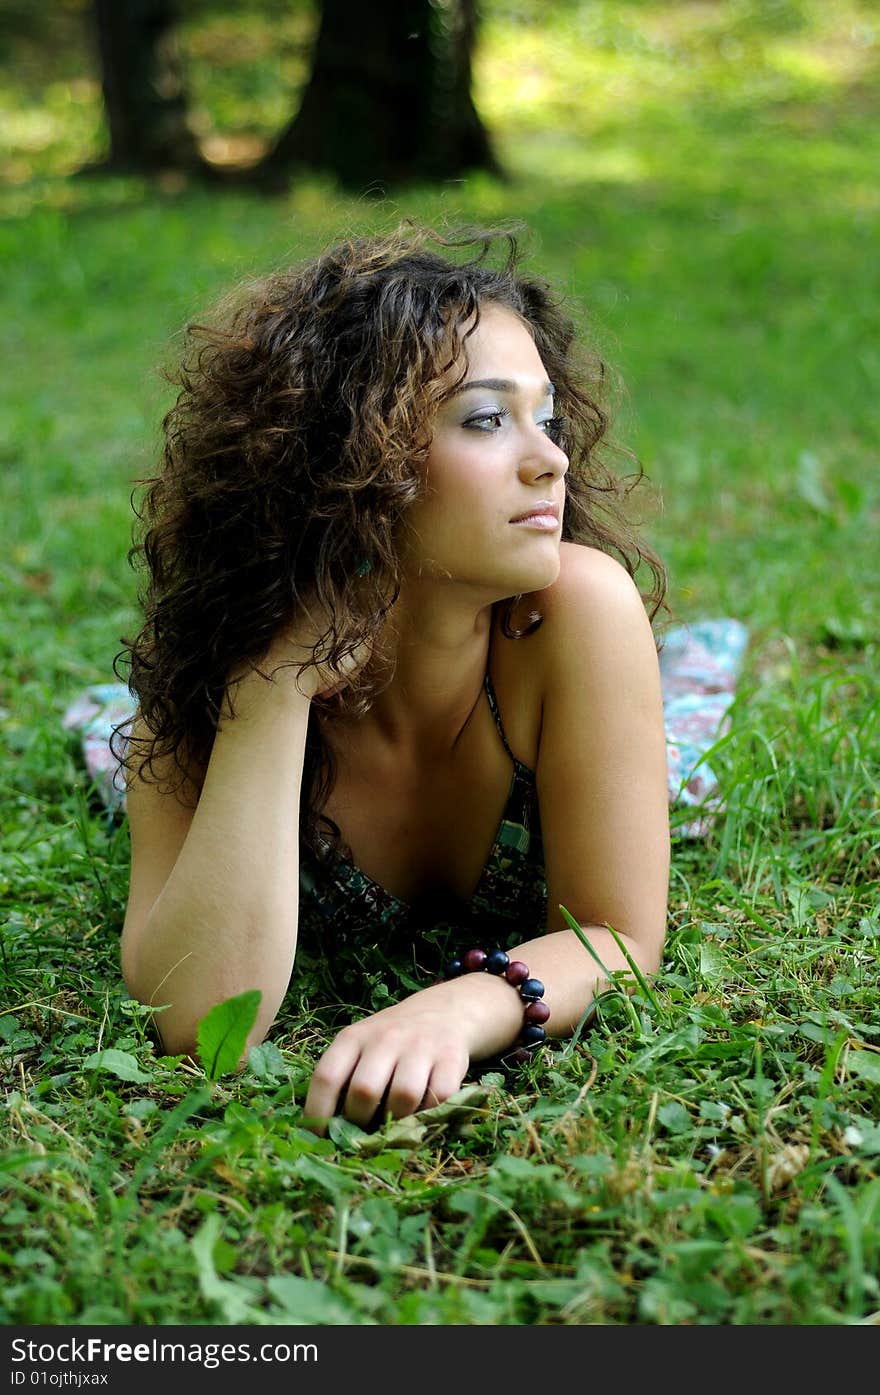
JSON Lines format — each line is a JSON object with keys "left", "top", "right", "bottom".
{"left": 407, "top": 538, "right": 562, "bottom": 596}
{"left": 511, "top": 545, "right": 562, "bottom": 593}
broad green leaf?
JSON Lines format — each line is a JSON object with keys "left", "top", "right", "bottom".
{"left": 82, "top": 1049, "right": 153, "bottom": 1083}
{"left": 191, "top": 1215, "right": 267, "bottom": 1324}
{"left": 798, "top": 1021, "right": 835, "bottom": 1045}
{"left": 267, "top": 1274, "right": 365, "bottom": 1325}
{"left": 246, "top": 1039, "right": 287, "bottom": 1080}
{"left": 843, "top": 1121, "right": 880, "bottom": 1156}
{"left": 292, "top": 1153, "right": 361, "bottom": 1201}
{"left": 657, "top": 1101, "right": 693, "bottom": 1134}
{"left": 848, "top": 1049, "right": 880, "bottom": 1085}
{"left": 195, "top": 989, "right": 261, "bottom": 1080}
{"left": 795, "top": 449, "right": 833, "bottom": 516}
{"left": 699, "top": 941, "right": 729, "bottom": 982}
{"left": 327, "top": 1115, "right": 370, "bottom": 1151}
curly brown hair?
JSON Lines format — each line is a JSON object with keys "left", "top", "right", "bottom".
{"left": 115, "top": 219, "right": 666, "bottom": 857}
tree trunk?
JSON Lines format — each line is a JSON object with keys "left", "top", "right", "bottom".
{"left": 89, "top": 0, "right": 204, "bottom": 172}
{"left": 259, "top": 0, "right": 501, "bottom": 190}
{"left": 435, "top": 0, "right": 498, "bottom": 176}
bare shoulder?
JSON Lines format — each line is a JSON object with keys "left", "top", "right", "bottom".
{"left": 490, "top": 544, "right": 657, "bottom": 768}
{"left": 542, "top": 540, "right": 649, "bottom": 616}
{"left": 532, "top": 541, "right": 658, "bottom": 676}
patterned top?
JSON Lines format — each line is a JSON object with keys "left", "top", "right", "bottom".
{"left": 297, "top": 671, "right": 548, "bottom": 978}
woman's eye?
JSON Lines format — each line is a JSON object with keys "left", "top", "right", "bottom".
{"left": 541, "top": 416, "right": 568, "bottom": 447}
{"left": 464, "top": 409, "right": 507, "bottom": 431}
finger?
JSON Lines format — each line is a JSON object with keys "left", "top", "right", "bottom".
{"left": 383, "top": 1061, "right": 434, "bottom": 1123}
{"left": 341, "top": 1054, "right": 403, "bottom": 1130}
{"left": 420, "top": 1056, "right": 468, "bottom": 1112}
{"left": 301, "top": 1036, "right": 362, "bottom": 1134}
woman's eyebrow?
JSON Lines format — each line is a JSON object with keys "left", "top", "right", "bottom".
{"left": 446, "top": 376, "right": 555, "bottom": 399}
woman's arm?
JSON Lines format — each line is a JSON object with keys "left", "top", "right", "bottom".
{"left": 517, "top": 541, "right": 670, "bottom": 1016}
{"left": 121, "top": 658, "right": 312, "bottom": 1057}
{"left": 303, "top": 543, "right": 669, "bottom": 1131}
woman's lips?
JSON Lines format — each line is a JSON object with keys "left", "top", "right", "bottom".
{"left": 513, "top": 507, "right": 560, "bottom": 532}
{"left": 509, "top": 512, "right": 560, "bottom": 531}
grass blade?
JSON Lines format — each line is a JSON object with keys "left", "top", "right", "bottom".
{"left": 558, "top": 903, "right": 664, "bottom": 1018}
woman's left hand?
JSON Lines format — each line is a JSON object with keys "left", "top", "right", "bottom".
{"left": 301, "top": 998, "right": 471, "bottom": 1135}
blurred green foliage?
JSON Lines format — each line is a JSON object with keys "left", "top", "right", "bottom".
{"left": 1, "top": 0, "right": 878, "bottom": 644}
{"left": 0, "top": 0, "right": 320, "bottom": 180}
{"left": 2, "top": 1, "right": 878, "bottom": 193}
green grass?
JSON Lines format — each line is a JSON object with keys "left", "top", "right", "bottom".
{"left": 1, "top": 0, "right": 879, "bottom": 1326}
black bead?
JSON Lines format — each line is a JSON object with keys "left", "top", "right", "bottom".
{"left": 519, "top": 977, "right": 545, "bottom": 1000}
{"left": 444, "top": 958, "right": 463, "bottom": 979}
{"left": 485, "top": 948, "right": 510, "bottom": 975}
{"left": 520, "top": 1023, "right": 546, "bottom": 1046}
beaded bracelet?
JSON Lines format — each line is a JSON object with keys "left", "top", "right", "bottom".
{"left": 443, "top": 947, "right": 550, "bottom": 1068}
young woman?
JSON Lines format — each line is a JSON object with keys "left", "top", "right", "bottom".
{"left": 117, "top": 222, "right": 671, "bottom": 1134}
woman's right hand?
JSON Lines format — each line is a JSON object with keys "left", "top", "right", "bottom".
{"left": 263, "top": 591, "right": 377, "bottom": 701}
{"left": 302, "top": 996, "right": 472, "bottom": 1135}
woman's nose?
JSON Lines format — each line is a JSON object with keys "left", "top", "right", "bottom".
{"left": 519, "top": 430, "right": 568, "bottom": 482}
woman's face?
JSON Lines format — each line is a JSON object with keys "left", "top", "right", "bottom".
{"left": 399, "top": 302, "right": 569, "bottom": 598}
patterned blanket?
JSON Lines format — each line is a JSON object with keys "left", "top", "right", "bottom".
{"left": 659, "top": 618, "right": 749, "bottom": 836}
{"left": 62, "top": 617, "right": 749, "bottom": 839}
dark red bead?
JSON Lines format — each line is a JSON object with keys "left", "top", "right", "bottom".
{"left": 461, "top": 948, "right": 487, "bottom": 973}
{"left": 524, "top": 1000, "right": 550, "bottom": 1024}
{"left": 504, "top": 960, "right": 530, "bottom": 987}
{"left": 520, "top": 977, "right": 545, "bottom": 1000}
{"left": 520, "top": 1023, "right": 546, "bottom": 1046}
{"left": 507, "top": 1047, "right": 532, "bottom": 1066}
{"left": 485, "top": 948, "right": 510, "bottom": 975}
